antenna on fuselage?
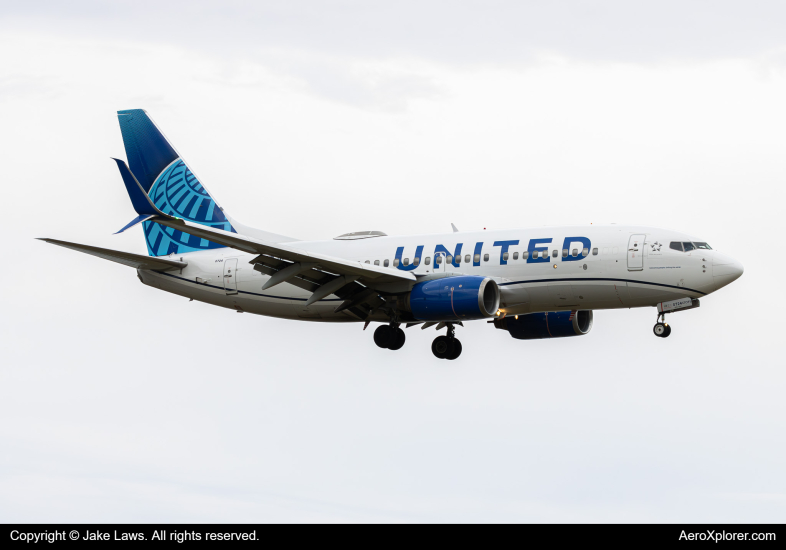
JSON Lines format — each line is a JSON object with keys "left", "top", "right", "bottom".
{"left": 451, "top": 223, "right": 459, "bottom": 233}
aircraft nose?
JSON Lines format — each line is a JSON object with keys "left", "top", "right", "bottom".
{"left": 712, "top": 253, "right": 744, "bottom": 290}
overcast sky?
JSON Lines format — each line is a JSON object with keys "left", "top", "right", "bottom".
{"left": 1, "top": 1, "right": 785, "bottom": 522}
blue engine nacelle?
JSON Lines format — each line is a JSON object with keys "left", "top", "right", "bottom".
{"left": 406, "top": 276, "right": 500, "bottom": 321}
{"left": 493, "top": 310, "right": 593, "bottom": 339}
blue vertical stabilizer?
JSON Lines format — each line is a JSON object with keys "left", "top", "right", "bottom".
{"left": 116, "top": 109, "right": 235, "bottom": 256}
{"left": 117, "top": 109, "right": 178, "bottom": 193}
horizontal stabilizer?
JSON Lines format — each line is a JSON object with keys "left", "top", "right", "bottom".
{"left": 115, "top": 214, "right": 155, "bottom": 234}
{"left": 37, "top": 238, "right": 187, "bottom": 271}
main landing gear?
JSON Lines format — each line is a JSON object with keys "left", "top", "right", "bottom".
{"left": 372, "top": 322, "right": 462, "bottom": 359}
{"left": 432, "top": 324, "right": 462, "bottom": 360}
{"left": 653, "top": 313, "right": 671, "bottom": 338}
{"left": 374, "top": 324, "right": 406, "bottom": 350}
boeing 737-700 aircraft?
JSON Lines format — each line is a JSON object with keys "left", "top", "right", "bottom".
{"left": 40, "top": 110, "right": 744, "bottom": 359}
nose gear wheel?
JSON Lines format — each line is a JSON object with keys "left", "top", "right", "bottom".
{"left": 654, "top": 323, "right": 671, "bottom": 338}
{"left": 653, "top": 313, "right": 672, "bottom": 338}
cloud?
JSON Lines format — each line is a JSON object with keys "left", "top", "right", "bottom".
{"left": 5, "top": 1, "right": 786, "bottom": 109}
{"left": 4, "top": 1, "right": 786, "bottom": 65}
{"left": 256, "top": 52, "right": 446, "bottom": 111}
{"left": 0, "top": 75, "right": 60, "bottom": 100}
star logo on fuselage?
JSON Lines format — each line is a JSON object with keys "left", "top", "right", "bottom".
{"left": 649, "top": 241, "right": 662, "bottom": 251}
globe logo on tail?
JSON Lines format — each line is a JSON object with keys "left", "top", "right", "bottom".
{"left": 143, "top": 159, "right": 235, "bottom": 256}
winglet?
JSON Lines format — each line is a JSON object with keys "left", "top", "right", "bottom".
{"left": 112, "top": 158, "right": 164, "bottom": 216}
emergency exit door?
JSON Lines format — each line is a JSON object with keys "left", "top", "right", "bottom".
{"left": 627, "top": 234, "right": 645, "bottom": 271}
{"left": 223, "top": 258, "right": 238, "bottom": 295}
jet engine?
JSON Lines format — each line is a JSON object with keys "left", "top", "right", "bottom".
{"left": 405, "top": 276, "right": 500, "bottom": 321}
{"left": 494, "top": 310, "right": 593, "bottom": 340}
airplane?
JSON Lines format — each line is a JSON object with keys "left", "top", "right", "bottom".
{"left": 40, "top": 109, "right": 744, "bottom": 360}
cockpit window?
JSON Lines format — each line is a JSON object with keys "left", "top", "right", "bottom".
{"left": 669, "top": 242, "right": 683, "bottom": 252}
{"left": 694, "top": 242, "right": 712, "bottom": 250}
{"left": 683, "top": 242, "right": 696, "bottom": 252}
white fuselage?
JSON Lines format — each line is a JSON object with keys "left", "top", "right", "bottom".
{"left": 138, "top": 224, "right": 742, "bottom": 322}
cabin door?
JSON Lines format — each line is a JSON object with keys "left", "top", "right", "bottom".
{"left": 223, "top": 258, "right": 238, "bottom": 295}
{"left": 627, "top": 234, "right": 646, "bottom": 271}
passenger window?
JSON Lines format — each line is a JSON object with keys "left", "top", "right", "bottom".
{"left": 392, "top": 258, "right": 399, "bottom": 267}
{"left": 572, "top": 248, "right": 578, "bottom": 257}
{"left": 384, "top": 259, "right": 389, "bottom": 267}
{"left": 365, "top": 260, "right": 370, "bottom": 263}
{"left": 582, "top": 248, "right": 588, "bottom": 256}
{"left": 465, "top": 254, "right": 471, "bottom": 263}
{"left": 523, "top": 251, "right": 529, "bottom": 259}
{"left": 425, "top": 257, "right": 431, "bottom": 265}
{"left": 414, "top": 257, "right": 420, "bottom": 266}
{"left": 483, "top": 254, "right": 489, "bottom": 262}
{"left": 683, "top": 242, "right": 696, "bottom": 252}
{"left": 374, "top": 260, "right": 379, "bottom": 266}
{"left": 562, "top": 249, "right": 568, "bottom": 258}
{"left": 592, "top": 248, "right": 598, "bottom": 256}
{"left": 403, "top": 258, "right": 409, "bottom": 266}
{"left": 455, "top": 255, "right": 461, "bottom": 264}
{"left": 446, "top": 255, "right": 453, "bottom": 264}
{"left": 552, "top": 250, "right": 558, "bottom": 258}
{"left": 503, "top": 252, "right": 509, "bottom": 261}
{"left": 513, "top": 252, "right": 519, "bottom": 260}
{"left": 436, "top": 256, "right": 442, "bottom": 265}
{"left": 474, "top": 254, "right": 480, "bottom": 263}
{"left": 669, "top": 242, "right": 683, "bottom": 252}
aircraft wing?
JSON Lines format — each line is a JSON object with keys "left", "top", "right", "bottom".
{"left": 152, "top": 216, "right": 414, "bottom": 284}
{"left": 153, "top": 217, "right": 414, "bottom": 316}
{"left": 38, "top": 238, "right": 187, "bottom": 271}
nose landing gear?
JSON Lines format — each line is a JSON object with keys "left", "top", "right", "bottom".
{"left": 653, "top": 313, "right": 671, "bottom": 338}
{"left": 374, "top": 324, "right": 406, "bottom": 350}
{"left": 432, "top": 323, "right": 462, "bottom": 360}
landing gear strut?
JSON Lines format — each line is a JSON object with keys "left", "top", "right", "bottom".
{"left": 374, "top": 324, "right": 406, "bottom": 350}
{"left": 653, "top": 313, "right": 671, "bottom": 338}
{"left": 432, "top": 323, "right": 462, "bottom": 360}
